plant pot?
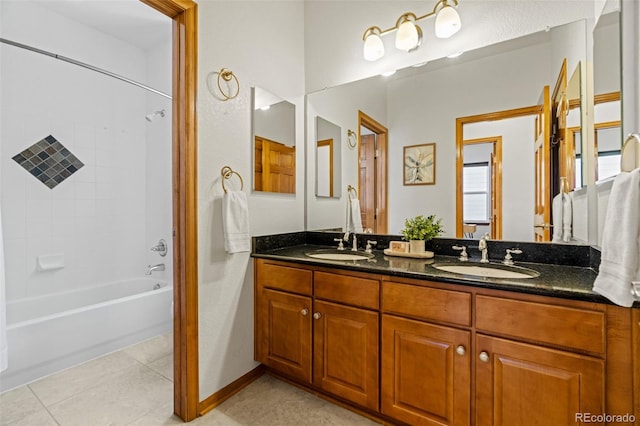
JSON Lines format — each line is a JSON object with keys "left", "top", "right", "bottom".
{"left": 409, "top": 240, "right": 425, "bottom": 254}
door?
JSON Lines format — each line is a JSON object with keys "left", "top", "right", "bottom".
{"left": 359, "top": 133, "right": 376, "bottom": 231}
{"left": 255, "top": 136, "right": 295, "bottom": 193}
{"left": 358, "top": 111, "right": 388, "bottom": 233}
{"left": 259, "top": 289, "right": 312, "bottom": 383}
{"left": 313, "top": 300, "right": 379, "bottom": 410}
{"left": 381, "top": 315, "right": 471, "bottom": 426}
{"left": 533, "top": 85, "right": 552, "bottom": 241}
{"left": 475, "top": 334, "right": 604, "bottom": 426}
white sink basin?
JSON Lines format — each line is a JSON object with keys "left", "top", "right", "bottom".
{"left": 305, "top": 249, "right": 373, "bottom": 261}
{"left": 432, "top": 263, "right": 539, "bottom": 279}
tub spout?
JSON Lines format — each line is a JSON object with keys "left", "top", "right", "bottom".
{"left": 146, "top": 263, "right": 165, "bottom": 275}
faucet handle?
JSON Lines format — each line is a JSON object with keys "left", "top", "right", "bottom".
{"left": 503, "top": 248, "right": 522, "bottom": 265}
{"left": 150, "top": 239, "right": 168, "bottom": 257}
{"left": 333, "top": 238, "right": 345, "bottom": 251}
{"left": 365, "top": 240, "right": 377, "bottom": 254}
{"left": 452, "top": 245, "right": 468, "bottom": 261}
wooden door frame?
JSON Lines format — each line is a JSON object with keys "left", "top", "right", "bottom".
{"left": 358, "top": 111, "right": 388, "bottom": 233}
{"left": 461, "top": 137, "right": 503, "bottom": 240}
{"left": 140, "top": 0, "right": 199, "bottom": 422}
{"left": 317, "top": 138, "right": 334, "bottom": 197}
{"left": 456, "top": 105, "right": 540, "bottom": 238}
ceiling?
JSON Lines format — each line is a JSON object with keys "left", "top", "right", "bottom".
{"left": 32, "top": 0, "right": 171, "bottom": 50}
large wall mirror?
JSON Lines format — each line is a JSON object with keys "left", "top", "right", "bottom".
{"left": 315, "top": 116, "right": 342, "bottom": 198}
{"left": 305, "top": 10, "right": 622, "bottom": 245}
{"left": 252, "top": 86, "right": 296, "bottom": 194}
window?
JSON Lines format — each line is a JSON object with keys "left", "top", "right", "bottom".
{"left": 463, "top": 162, "right": 490, "bottom": 222}
{"left": 597, "top": 150, "right": 621, "bottom": 182}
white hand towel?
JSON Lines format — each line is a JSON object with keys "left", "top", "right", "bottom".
{"left": 222, "top": 191, "right": 250, "bottom": 253}
{"left": 593, "top": 168, "right": 640, "bottom": 307}
{"left": 562, "top": 192, "right": 573, "bottom": 242}
{"left": 346, "top": 198, "right": 363, "bottom": 234}
{"left": 552, "top": 193, "right": 563, "bottom": 242}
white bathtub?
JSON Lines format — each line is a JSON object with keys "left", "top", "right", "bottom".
{"left": 0, "top": 278, "right": 172, "bottom": 392}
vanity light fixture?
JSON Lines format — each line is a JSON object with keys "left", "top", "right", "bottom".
{"left": 362, "top": 0, "right": 461, "bottom": 61}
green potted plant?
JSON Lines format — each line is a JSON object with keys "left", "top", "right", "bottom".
{"left": 400, "top": 214, "right": 444, "bottom": 254}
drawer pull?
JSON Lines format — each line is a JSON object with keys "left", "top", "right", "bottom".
{"left": 300, "top": 308, "right": 309, "bottom": 316}
{"left": 455, "top": 345, "right": 466, "bottom": 356}
{"left": 313, "top": 312, "right": 322, "bottom": 320}
{"left": 479, "top": 351, "right": 490, "bottom": 363}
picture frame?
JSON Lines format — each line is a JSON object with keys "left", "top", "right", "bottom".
{"left": 404, "top": 143, "right": 436, "bottom": 185}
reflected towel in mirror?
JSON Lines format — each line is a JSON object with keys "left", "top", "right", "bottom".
{"left": 593, "top": 168, "right": 640, "bottom": 306}
{"left": 346, "top": 198, "right": 363, "bottom": 234}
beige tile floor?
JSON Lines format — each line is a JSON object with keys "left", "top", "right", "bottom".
{"left": 0, "top": 333, "right": 379, "bottom": 426}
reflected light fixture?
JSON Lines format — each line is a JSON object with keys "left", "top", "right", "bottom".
{"left": 362, "top": 0, "right": 461, "bottom": 61}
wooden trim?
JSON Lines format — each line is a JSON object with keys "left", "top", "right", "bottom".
{"left": 140, "top": 0, "right": 199, "bottom": 422}
{"left": 455, "top": 105, "right": 539, "bottom": 237}
{"left": 198, "top": 365, "right": 266, "bottom": 416}
{"left": 594, "top": 91, "right": 621, "bottom": 104}
{"left": 317, "top": 139, "right": 334, "bottom": 197}
{"left": 595, "top": 120, "right": 622, "bottom": 130}
{"left": 358, "top": 111, "right": 389, "bottom": 234}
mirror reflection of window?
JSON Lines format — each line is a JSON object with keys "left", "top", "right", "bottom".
{"left": 252, "top": 86, "right": 296, "bottom": 194}
{"left": 315, "top": 116, "right": 342, "bottom": 198}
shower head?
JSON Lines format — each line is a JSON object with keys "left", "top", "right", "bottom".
{"left": 145, "top": 109, "right": 166, "bottom": 122}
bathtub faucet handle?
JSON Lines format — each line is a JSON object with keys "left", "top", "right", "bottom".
{"left": 150, "top": 239, "right": 168, "bottom": 257}
{"left": 146, "top": 263, "right": 165, "bottom": 275}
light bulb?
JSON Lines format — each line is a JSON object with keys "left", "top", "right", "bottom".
{"left": 435, "top": 4, "right": 461, "bottom": 38}
{"left": 363, "top": 32, "right": 384, "bottom": 61}
{"left": 395, "top": 19, "right": 422, "bottom": 52}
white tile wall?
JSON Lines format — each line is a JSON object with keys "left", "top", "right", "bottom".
{"left": 1, "top": 1, "right": 171, "bottom": 305}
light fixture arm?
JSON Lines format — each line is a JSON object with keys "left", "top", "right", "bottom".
{"left": 363, "top": 0, "right": 458, "bottom": 39}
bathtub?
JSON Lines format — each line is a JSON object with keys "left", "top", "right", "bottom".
{"left": 0, "top": 278, "right": 172, "bottom": 392}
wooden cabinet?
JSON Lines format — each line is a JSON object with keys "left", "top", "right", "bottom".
{"left": 255, "top": 259, "right": 630, "bottom": 424}
{"left": 314, "top": 300, "right": 379, "bottom": 410}
{"left": 381, "top": 314, "right": 470, "bottom": 425}
{"left": 258, "top": 288, "right": 312, "bottom": 383}
{"left": 475, "top": 334, "right": 604, "bottom": 426}
{"left": 255, "top": 260, "right": 379, "bottom": 410}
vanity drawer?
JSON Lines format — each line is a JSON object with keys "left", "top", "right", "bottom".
{"left": 475, "top": 295, "right": 605, "bottom": 354}
{"left": 314, "top": 271, "right": 379, "bottom": 310}
{"left": 382, "top": 282, "right": 472, "bottom": 326}
{"left": 257, "top": 261, "right": 312, "bottom": 295}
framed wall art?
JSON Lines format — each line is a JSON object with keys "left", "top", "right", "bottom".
{"left": 404, "top": 143, "right": 436, "bottom": 185}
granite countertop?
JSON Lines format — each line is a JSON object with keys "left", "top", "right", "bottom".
{"left": 252, "top": 244, "right": 605, "bottom": 304}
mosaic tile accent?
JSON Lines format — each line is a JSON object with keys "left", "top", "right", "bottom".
{"left": 12, "top": 135, "right": 84, "bottom": 189}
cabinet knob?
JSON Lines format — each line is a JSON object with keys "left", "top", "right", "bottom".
{"left": 479, "top": 351, "right": 490, "bottom": 363}
{"left": 313, "top": 312, "right": 322, "bottom": 320}
{"left": 455, "top": 345, "right": 466, "bottom": 356}
{"left": 300, "top": 308, "right": 309, "bottom": 316}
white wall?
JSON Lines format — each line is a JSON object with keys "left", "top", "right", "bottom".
{"left": 304, "top": 1, "right": 595, "bottom": 92}
{"left": 0, "top": 2, "right": 158, "bottom": 303}
{"left": 196, "top": 1, "right": 305, "bottom": 399}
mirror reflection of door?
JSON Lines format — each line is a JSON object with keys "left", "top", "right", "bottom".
{"left": 358, "top": 111, "right": 388, "bottom": 234}
{"left": 252, "top": 86, "right": 296, "bottom": 194}
{"left": 533, "top": 85, "right": 552, "bottom": 241}
{"left": 316, "top": 139, "right": 333, "bottom": 197}
{"left": 462, "top": 138, "right": 503, "bottom": 240}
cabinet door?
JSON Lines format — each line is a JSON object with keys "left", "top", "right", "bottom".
{"left": 313, "top": 300, "right": 379, "bottom": 411}
{"left": 475, "top": 334, "right": 604, "bottom": 426}
{"left": 259, "top": 289, "right": 312, "bottom": 383}
{"left": 381, "top": 315, "right": 470, "bottom": 426}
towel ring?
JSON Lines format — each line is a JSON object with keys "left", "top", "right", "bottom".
{"left": 221, "top": 166, "right": 244, "bottom": 193}
{"left": 621, "top": 133, "right": 640, "bottom": 172}
{"left": 347, "top": 184, "right": 358, "bottom": 199}
{"left": 217, "top": 68, "right": 240, "bottom": 101}
{"left": 347, "top": 130, "right": 357, "bottom": 149}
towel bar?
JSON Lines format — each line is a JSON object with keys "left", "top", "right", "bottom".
{"left": 221, "top": 166, "right": 244, "bottom": 193}
{"left": 621, "top": 133, "right": 640, "bottom": 172}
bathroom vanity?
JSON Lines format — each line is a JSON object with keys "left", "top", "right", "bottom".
{"left": 253, "top": 233, "right": 638, "bottom": 425}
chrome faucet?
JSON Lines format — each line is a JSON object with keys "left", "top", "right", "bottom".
{"left": 343, "top": 232, "right": 358, "bottom": 252}
{"left": 478, "top": 233, "right": 490, "bottom": 263}
{"left": 146, "top": 263, "right": 165, "bottom": 275}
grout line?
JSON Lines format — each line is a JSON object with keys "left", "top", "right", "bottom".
{"left": 25, "top": 384, "right": 62, "bottom": 426}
